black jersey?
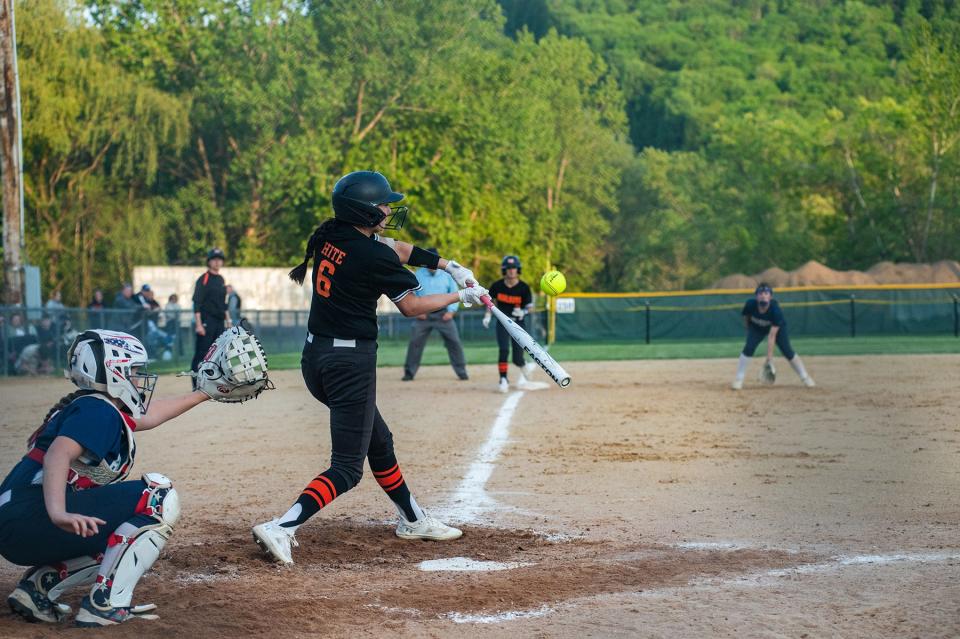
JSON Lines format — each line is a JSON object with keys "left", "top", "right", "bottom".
{"left": 307, "top": 224, "right": 420, "bottom": 340}
{"left": 742, "top": 298, "right": 786, "bottom": 332}
{"left": 488, "top": 278, "right": 532, "bottom": 315}
{"left": 192, "top": 271, "right": 227, "bottom": 321}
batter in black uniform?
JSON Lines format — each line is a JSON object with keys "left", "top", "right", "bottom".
{"left": 732, "top": 283, "right": 815, "bottom": 389}
{"left": 252, "top": 171, "right": 487, "bottom": 565}
{"left": 483, "top": 255, "right": 536, "bottom": 392}
{"left": 190, "top": 248, "right": 230, "bottom": 380}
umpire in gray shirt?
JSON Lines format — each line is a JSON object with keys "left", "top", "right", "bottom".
{"left": 402, "top": 248, "right": 468, "bottom": 381}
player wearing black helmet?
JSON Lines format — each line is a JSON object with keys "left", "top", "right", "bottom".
{"left": 732, "top": 283, "right": 816, "bottom": 390}
{"left": 483, "top": 255, "right": 537, "bottom": 392}
{"left": 189, "top": 248, "right": 231, "bottom": 385}
{"left": 251, "top": 171, "right": 487, "bottom": 565}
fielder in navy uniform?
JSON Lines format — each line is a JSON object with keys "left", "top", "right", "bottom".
{"left": 732, "top": 283, "right": 815, "bottom": 389}
{"left": 483, "top": 255, "right": 536, "bottom": 392}
{"left": 0, "top": 330, "right": 210, "bottom": 627}
{"left": 252, "top": 171, "right": 488, "bottom": 565}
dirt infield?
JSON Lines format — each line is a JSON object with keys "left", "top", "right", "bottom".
{"left": 1, "top": 355, "right": 958, "bottom": 638}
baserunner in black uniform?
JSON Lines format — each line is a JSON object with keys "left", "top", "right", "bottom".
{"left": 732, "top": 283, "right": 816, "bottom": 390}
{"left": 252, "top": 171, "right": 487, "bottom": 564}
{"left": 483, "top": 255, "right": 536, "bottom": 392}
{"left": 190, "top": 248, "right": 230, "bottom": 383}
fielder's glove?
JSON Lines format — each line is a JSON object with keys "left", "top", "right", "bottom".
{"left": 185, "top": 321, "right": 274, "bottom": 402}
{"left": 759, "top": 359, "right": 776, "bottom": 385}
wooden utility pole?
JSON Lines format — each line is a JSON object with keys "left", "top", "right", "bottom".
{"left": 0, "top": 0, "right": 23, "bottom": 305}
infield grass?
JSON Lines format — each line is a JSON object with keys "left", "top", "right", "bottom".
{"left": 174, "top": 334, "right": 958, "bottom": 375}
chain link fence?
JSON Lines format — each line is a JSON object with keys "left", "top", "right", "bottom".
{"left": 0, "top": 305, "right": 547, "bottom": 378}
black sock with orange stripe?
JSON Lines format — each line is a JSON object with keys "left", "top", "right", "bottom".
{"left": 279, "top": 471, "right": 348, "bottom": 528}
{"left": 370, "top": 455, "right": 420, "bottom": 522}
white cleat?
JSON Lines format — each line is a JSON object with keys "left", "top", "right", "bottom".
{"left": 396, "top": 515, "right": 463, "bottom": 541}
{"left": 522, "top": 362, "right": 536, "bottom": 377}
{"left": 498, "top": 378, "right": 509, "bottom": 393}
{"left": 802, "top": 376, "right": 816, "bottom": 387}
{"left": 731, "top": 378, "right": 743, "bottom": 390}
{"left": 252, "top": 519, "right": 299, "bottom": 565}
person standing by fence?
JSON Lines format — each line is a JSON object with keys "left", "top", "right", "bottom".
{"left": 401, "top": 248, "right": 468, "bottom": 381}
{"left": 190, "top": 249, "right": 231, "bottom": 386}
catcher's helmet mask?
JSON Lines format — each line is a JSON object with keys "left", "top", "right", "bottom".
{"left": 66, "top": 330, "right": 157, "bottom": 417}
{"left": 332, "top": 171, "right": 408, "bottom": 230}
{"left": 501, "top": 255, "right": 521, "bottom": 275}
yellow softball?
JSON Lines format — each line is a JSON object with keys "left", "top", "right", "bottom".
{"left": 540, "top": 270, "right": 567, "bottom": 296}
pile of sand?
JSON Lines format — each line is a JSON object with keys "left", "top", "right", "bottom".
{"left": 711, "top": 259, "right": 960, "bottom": 289}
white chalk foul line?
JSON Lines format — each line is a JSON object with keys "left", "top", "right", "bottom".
{"left": 437, "top": 390, "right": 525, "bottom": 523}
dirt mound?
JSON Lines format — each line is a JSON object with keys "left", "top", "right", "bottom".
{"left": 711, "top": 259, "right": 960, "bottom": 288}
{"left": 712, "top": 273, "right": 758, "bottom": 289}
{"left": 753, "top": 267, "right": 791, "bottom": 287}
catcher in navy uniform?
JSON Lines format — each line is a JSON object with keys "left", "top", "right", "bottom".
{"left": 0, "top": 328, "right": 268, "bottom": 627}
{"left": 252, "top": 171, "right": 487, "bottom": 564}
{"left": 732, "top": 283, "right": 815, "bottom": 390}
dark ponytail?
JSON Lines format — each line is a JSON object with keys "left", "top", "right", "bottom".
{"left": 289, "top": 218, "right": 341, "bottom": 285}
{"left": 27, "top": 390, "right": 97, "bottom": 447}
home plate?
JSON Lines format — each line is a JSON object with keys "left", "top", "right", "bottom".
{"left": 418, "top": 557, "right": 534, "bottom": 572}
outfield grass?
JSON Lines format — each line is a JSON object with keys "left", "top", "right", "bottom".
{"left": 145, "top": 334, "right": 959, "bottom": 375}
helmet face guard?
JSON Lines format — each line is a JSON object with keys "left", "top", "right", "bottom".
{"left": 383, "top": 205, "right": 408, "bottom": 230}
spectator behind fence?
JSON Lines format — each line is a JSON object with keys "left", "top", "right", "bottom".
{"left": 4, "top": 313, "right": 37, "bottom": 376}
{"left": 112, "top": 283, "right": 140, "bottom": 331}
{"left": 136, "top": 284, "right": 173, "bottom": 360}
{"left": 44, "top": 290, "right": 67, "bottom": 326}
{"left": 164, "top": 293, "right": 191, "bottom": 356}
{"left": 226, "top": 285, "right": 242, "bottom": 324}
{"left": 87, "top": 288, "right": 107, "bottom": 328}
{"left": 15, "top": 315, "right": 56, "bottom": 375}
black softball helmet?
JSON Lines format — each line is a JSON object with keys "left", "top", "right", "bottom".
{"left": 207, "top": 247, "right": 226, "bottom": 263}
{"left": 331, "top": 171, "right": 407, "bottom": 230}
{"left": 501, "top": 255, "right": 521, "bottom": 274}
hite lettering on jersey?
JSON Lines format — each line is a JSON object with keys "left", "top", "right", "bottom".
{"left": 316, "top": 242, "right": 347, "bottom": 298}
{"left": 749, "top": 316, "right": 772, "bottom": 328}
{"left": 320, "top": 242, "right": 347, "bottom": 265}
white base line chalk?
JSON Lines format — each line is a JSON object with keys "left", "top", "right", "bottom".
{"left": 437, "top": 391, "right": 525, "bottom": 523}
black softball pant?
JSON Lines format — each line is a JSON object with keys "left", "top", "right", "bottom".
{"left": 300, "top": 337, "right": 396, "bottom": 492}
{"left": 191, "top": 318, "right": 224, "bottom": 372}
{"left": 742, "top": 325, "right": 796, "bottom": 360}
{"left": 495, "top": 318, "right": 526, "bottom": 367}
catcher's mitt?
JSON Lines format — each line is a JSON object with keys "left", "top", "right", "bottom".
{"left": 759, "top": 359, "right": 776, "bottom": 385}
{"left": 183, "top": 321, "right": 273, "bottom": 403}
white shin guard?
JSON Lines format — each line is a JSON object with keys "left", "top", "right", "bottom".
{"left": 91, "top": 473, "right": 180, "bottom": 610}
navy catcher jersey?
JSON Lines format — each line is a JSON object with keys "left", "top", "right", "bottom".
{"left": 0, "top": 395, "right": 134, "bottom": 493}
{"left": 307, "top": 224, "right": 420, "bottom": 340}
{"left": 742, "top": 298, "right": 786, "bottom": 332}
